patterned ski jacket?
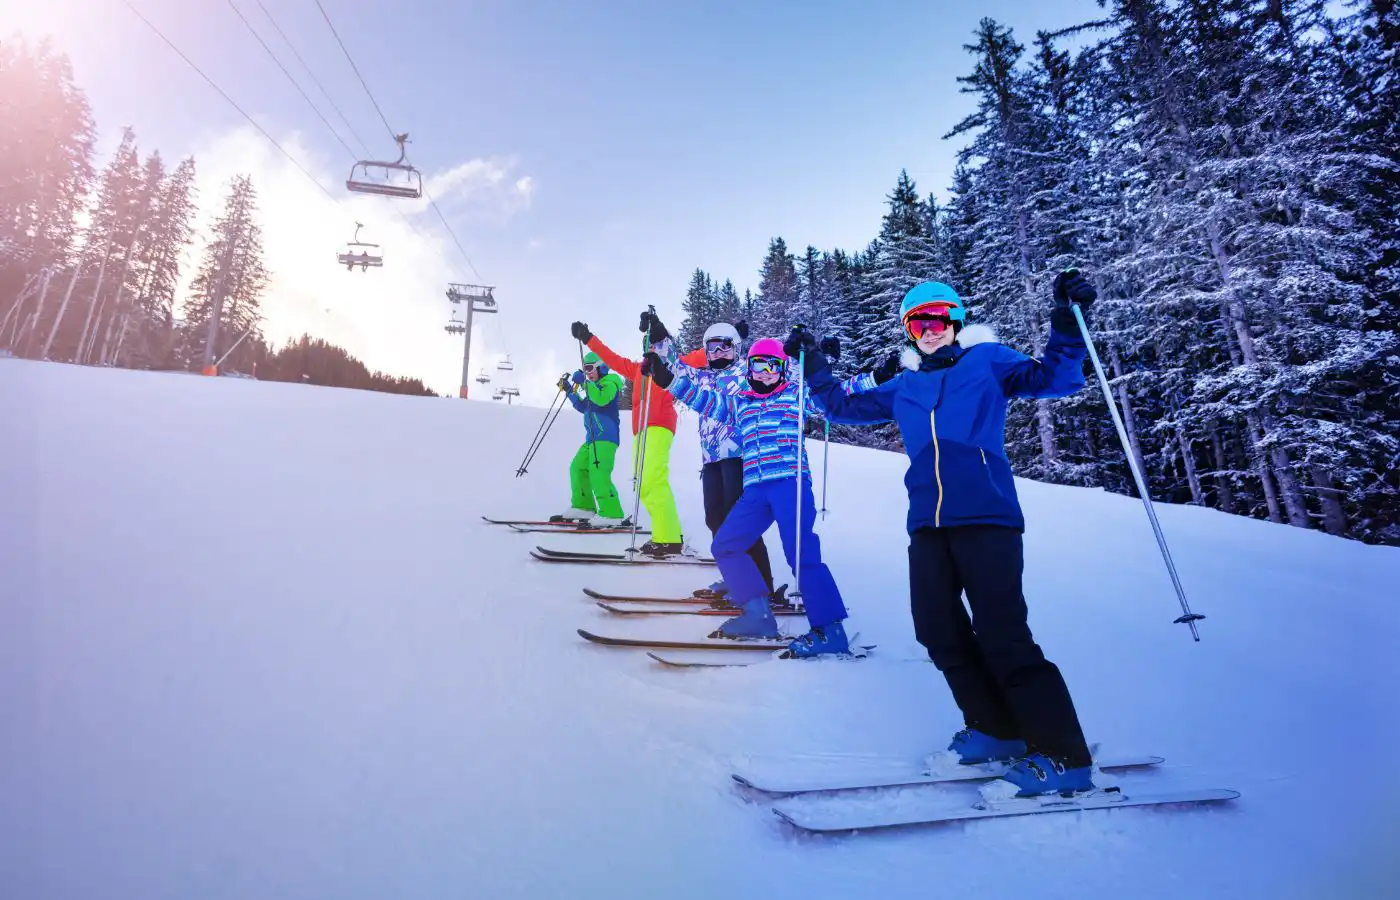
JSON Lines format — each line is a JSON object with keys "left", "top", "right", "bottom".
{"left": 667, "top": 376, "right": 839, "bottom": 487}
{"left": 566, "top": 371, "right": 625, "bottom": 445}
{"left": 655, "top": 337, "right": 877, "bottom": 468}
{"left": 806, "top": 322, "right": 1087, "bottom": 532}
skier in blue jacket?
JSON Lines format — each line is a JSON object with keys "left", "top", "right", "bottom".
{"left": 796, "top": 273, "right": 1099, "bottom": 797}
{"left": 641, "top": 337, "right": 851, "bottom": 659}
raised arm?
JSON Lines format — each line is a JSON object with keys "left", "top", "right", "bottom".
{"left": 669, "top": 374, "right": 739, "bottom": 426}
{"left": 988, "top": 321, "right": 1087, "bottom": 399}
{"left": 654, "top": 336, "right": 705, "bottom": 379}
{"left": 992, "top": 269, "right": 1097, "bottom": 399}
{"left": 586, "top": 335, "right": 640, "bottom": 380}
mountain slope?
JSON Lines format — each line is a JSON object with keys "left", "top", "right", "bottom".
{"left": 2, "top": 357, "right": 1398, "bottom": 899}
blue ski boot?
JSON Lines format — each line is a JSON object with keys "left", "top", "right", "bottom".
{"left": 948, "top": 728, "right": 1027, "bottom": 765}
{"left": 998, "top": 753, "right": 1094, "bottom": 797}
{"left": 781, "top": 620, "right": 850, "bottom": 658}
{"left": 710, "top": 596, "right": 780, "bottom": 640}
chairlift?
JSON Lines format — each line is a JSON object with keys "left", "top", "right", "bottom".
{"left": 346, "top": 133, "right": 422, "bottom": 199}
{"left": 497, "top": 355, "right": 515, "bottom": 373}
{"left": 336, "top": 222, "right": 383, "bottom": 272}
{"left": 475, "top": 367, "right": 491, "bottom": 385}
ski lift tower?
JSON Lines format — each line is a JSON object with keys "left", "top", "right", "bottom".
{"left": 445, "top": 282, "right": 496, "bottom": 399}
{"left": 493, "top": 386, "right": 521, "bottom": 405}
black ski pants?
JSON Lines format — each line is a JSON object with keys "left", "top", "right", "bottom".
{"left": 909, "top": 525, "right": 1091, "bottom": 769}
{"left": 702, "top": 458, "right": 774, "bottom": 594}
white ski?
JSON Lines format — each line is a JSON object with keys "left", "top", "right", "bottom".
{"left": 771, "top": 786, "right": 1240, "bottom": 832}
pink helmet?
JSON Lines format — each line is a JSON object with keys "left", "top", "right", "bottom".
{"left": 746, "top": 338, "right": 788, "bottom": 360}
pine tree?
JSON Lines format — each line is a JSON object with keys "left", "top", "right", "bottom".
{"left": 115, "top": 156, "right": 197, "bottom": 368}
{"left": 179, "top": 174, "right": 269, "bottom": 372}
{"left": 678, "top": 268, "right": 716, "bottom": 351}
{"left": 750, "top": 237, "right": 799, "bottom": 339}
{"left": 0, "top": 34, "right": 95, "bottom": 350}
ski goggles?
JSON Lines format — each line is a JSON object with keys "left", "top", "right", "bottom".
{"left": 705, "top": 338, "right": 736, "bottom": 354}
{"left": 748, "top": 355, "right": 785, "bottom": 376}
{"left": 582, "top": 363, "right": 600, "bottom": 373}
{"left": 904, "top": 313, "right": 953, "bottom": 340}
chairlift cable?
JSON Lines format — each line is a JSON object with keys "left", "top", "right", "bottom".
{"left": 121, "top": 0, "right": 340, "bottom": 204}
{"left": 313, "top": 0, "right": 399, "bottom": 142}
{"left": 251, "top": 0, "right": 373, "bottom": 157}
{"left": 223, "top": 0, "right": 361, "bottom": 161}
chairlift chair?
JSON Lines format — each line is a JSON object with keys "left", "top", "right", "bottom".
{"left": 476, "top": 367, "right": 491, "bottom": 385}
{"left": 346, "top": 133, "right": 423, "bottom": 200}
{"left": 497, "top": 355, "right": 515, "bottom": 372}
{"left": 337, "top": 222, "right": 384, "bottom": 272}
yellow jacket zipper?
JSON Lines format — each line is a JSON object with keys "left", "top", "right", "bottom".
{"left": 931, "top": 407, "right": 943, "bottom": 527}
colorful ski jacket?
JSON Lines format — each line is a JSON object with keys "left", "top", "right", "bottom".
{"left": 587, "top": 335, "right": 678, "bottom": 436}
{"left": 806, "top": 322, "right": 1087, "bottom": 532}
{"left": 667, "top": 375, "right": 848, "bottom": 487}
{"left": 566, "top": 371, "right": 625, "bottom": 445}
{"left": 656, "top": 337, "right": 877, "bottom": 466}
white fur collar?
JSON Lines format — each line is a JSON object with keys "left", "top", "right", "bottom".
{"left": 900, "top": 324, "right": 1000, "bottom": 370}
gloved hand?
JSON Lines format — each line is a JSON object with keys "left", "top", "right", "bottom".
{"left": 873, "top": 352, "right": 902, "bottom": 385}
{"left": 570, "top": 321, "right": 592, "bottom": 343}
{"left": 1051, "top": 269, "right": 1096, "bottom": 333}
{"left": 782, "top": 326, "right": 819, "bottom": 360}
{"left": 818, "top": 336, "right": 841, "bottom": 361}
{"left": 571, "top": 370, "right": 587, "bottom": 386}
{"left": 640, "top": 310, "right": 669, "bottom": 344}
{"left": 640, "top": 351, "right": 674, "bottom": 389}
{"left": 734, "top": 320, "right": 750, "bottom": 340}
{"left": 1053, "top": 269, "right": 1097, "bottom": 309}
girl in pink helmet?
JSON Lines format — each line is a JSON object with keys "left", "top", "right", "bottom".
{"left": 641, "top": 338, "right": 850, "bottom": 658}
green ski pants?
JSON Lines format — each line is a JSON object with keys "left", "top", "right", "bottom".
{"left": 569, "top": 441, "right": 624, "bottom": 518}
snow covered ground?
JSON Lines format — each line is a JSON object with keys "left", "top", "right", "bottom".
{"left": 3, "top": 356, "right": 1399, "bottom": 899}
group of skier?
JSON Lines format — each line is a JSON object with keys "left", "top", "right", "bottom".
{"left": 552, "top": 273, "right": 1103, "bottom": 796}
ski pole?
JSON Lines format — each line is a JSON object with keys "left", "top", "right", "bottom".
{"left": 627, "top": 307, "right": 658, "bottom": 554}
{"left": 515, "top": 384, "right": 568, "bottom": 477}
{"left": 519, "top": 399, "right": 567, "bottom": 477}
{"left": 820, "top": 419, "right": 830, "bottom": 519}
{"left": 793, "top": 336, "right": 808, "bottom": 602}
{"left": 1072, "top": 301, "right": 1204, "bottom": 641}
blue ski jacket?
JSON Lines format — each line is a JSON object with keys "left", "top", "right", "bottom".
{"left": 566, "top": 371, "right": 624, "bottom": 445}
{"left": 807, "top": 322, "right": 1087, "bottom": 532}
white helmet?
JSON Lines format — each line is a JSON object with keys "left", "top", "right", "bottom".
{"left": 702, "top": 322, "right": 741, "bottom": 345}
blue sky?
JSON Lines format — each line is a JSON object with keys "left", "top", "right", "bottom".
{"left": 10, "top": 0, "right": 1106, "bottom": 398}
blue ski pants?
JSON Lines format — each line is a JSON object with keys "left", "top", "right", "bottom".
{"left": 710, "top": 475, "right": 847, "bottom": 628}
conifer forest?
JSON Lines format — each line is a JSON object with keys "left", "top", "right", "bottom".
{"left": 5, "top": 1, "right": 1399, "bottom": 544}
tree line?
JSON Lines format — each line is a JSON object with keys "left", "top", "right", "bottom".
{"left": 678, "top": 2, "right": 1399, "bottom": 546}
{"left": 0, "top": 34, "right": 436, "bottom": 398}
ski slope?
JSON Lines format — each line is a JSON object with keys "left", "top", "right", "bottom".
{"left": 3, "top": 356, "right": 1399, "bottom": 899}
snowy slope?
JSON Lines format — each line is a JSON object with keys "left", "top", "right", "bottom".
{"left": 3, "top": 356, "right": 1399, "bottom": 900}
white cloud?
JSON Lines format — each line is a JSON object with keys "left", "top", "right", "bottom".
{"left": 178, "top": 125, "right": 539, "bottom": 400}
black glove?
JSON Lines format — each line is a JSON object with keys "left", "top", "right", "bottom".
{"left": 872, "top": 353, "right": 902, "bottom": 385}
{"left": 1053, "top": 269, "right": 1097, "bottom": 309}
{"left": 639, "top": 310, "right": 669, "bottom": 344}
{"left": 1051, "top": 269, "right": 1095, "bottom": 333}
{"left": 640, "top": 351, "right": 674, "bottom": 389}
{"left": 782, "top": 326, "right": 819, "bottom": 360}
{"left": 570, "top": 321, "right": 592, "bottom": 343}
{"left": 734, "top": 320, "right": 750, "bottom": 340}
{"left": 818, "top": 336, "right": 841, "bottom": 361}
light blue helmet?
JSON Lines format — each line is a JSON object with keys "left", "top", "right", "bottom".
{"left": 900, "top": 282, "right": 966, "bottom": 323}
